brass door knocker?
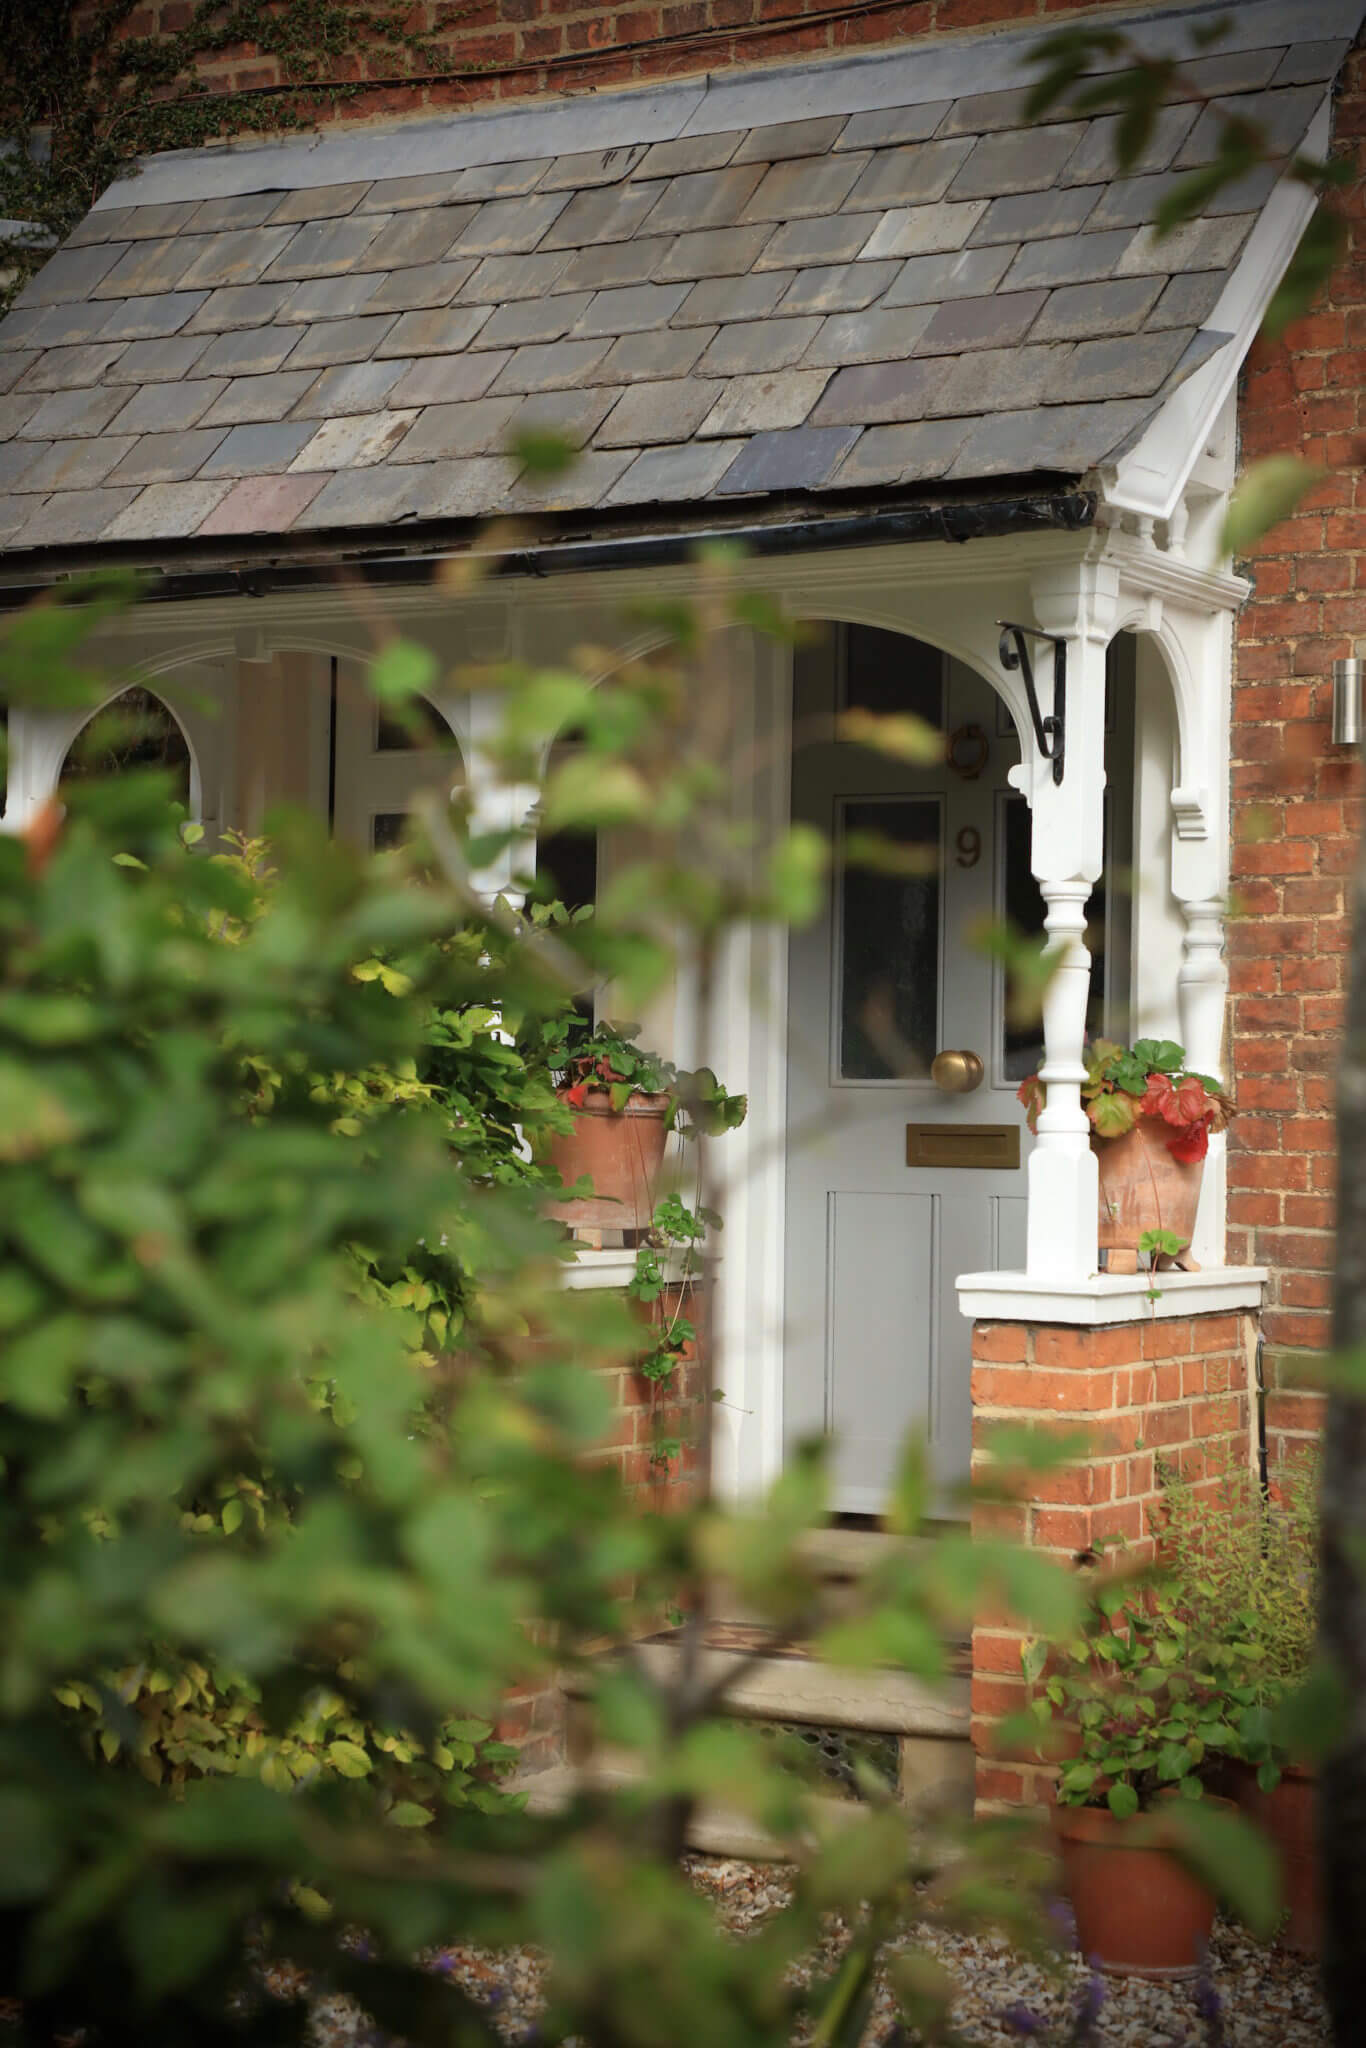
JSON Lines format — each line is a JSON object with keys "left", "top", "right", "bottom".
{"left": 948, "top": 722, "right": 989, "bottom": 779}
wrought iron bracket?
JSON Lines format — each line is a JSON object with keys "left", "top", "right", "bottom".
{"left": 997, "top": 621, "right": 1066, "bottom": 785}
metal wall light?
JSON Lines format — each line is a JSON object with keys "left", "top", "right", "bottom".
{"left": 1332, "top": 655, "right": 1364, "bottom": 748}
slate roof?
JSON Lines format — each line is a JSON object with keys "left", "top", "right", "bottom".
{"left": 0, "top": 0, "right": 1355, "bottom": 563}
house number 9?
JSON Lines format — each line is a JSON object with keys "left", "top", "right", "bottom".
{"left": 955, "top": 826, "right": 981, "bottom": 869}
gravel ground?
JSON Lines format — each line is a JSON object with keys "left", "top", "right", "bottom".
{"left": 271, "top": 1854, "right": 1329, "bottom": 2048}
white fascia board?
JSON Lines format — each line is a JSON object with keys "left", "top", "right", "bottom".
{"left": 1104, "top": 96, "right": 1332, "bottom": 526}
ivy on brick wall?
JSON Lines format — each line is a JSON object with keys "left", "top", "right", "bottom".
{"left": 0, "top": 0, "right": 454, "bottom": 307}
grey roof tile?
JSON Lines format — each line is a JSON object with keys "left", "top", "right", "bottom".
{"left": 9, "top": 301, "right": 127, "bottom": 350}
{"left": 490, "top": 338, "right": 614, "bottom": 394}
{"left": 605, "top": 438, "right": 746, "bottom": 505}
{"left": 733, "top": 116, "right": 849, "bottom": 164}
{"left": 199, "top": 420, "right": 317, "bottom": 478}
{"left": 812, "top": 357, "right": 950, "bottom": 427}
{"left": 375, "top": 305, "right": 492, "bottom": 357}
{"left": 0, "top": 440, "right": 49, "bottom": 490}
{"left": 654, "top": 224, "right": 774, "bottom": 282}
{"left": 573, "top": 283, "right": 690, "bottom": 339}
{"left": 403, "top": 455, "right": 523, "bottom": 521}
{"left": 1060, "top": 105, "right": 1199, "bottom": 185}
{"left": 1116, "top": 215, "right": 1255, "bottom": 277}
{"left": 286, "top": 316, "right": 399, "bottom": 369}
{"left": 176, "top": 226, "right": 300, "bottom": 290}
{"left": 948, "top": 123, "right": 1086, "bottom": 199}
{"left": 13, "top": 486, "right": 139, "bottom": 547}
{"left": 636, "top": 132, "right": 745, "bottom": 178}
{"left": 936, "top": 86, "right": 1079, "bottom": 137}
{"left": 944, "top": 398, "right": 1157, "bottom": 480}
{"left": 458, "top": 250, "right": 574, "bottom": 303}
{"left": 452, "top": 158, "right": 553, "bottom": 200}
{"left": 556, "top": 239, "right": 672, "bottom": 293}
{"left": 187, "top": 283, "right": 297, "bottom": 332}
{"left": 922, "top": 342, "right": 1065, "bottom": 417}
{"left": 738, "top": 152, "right": 870, "bottom": 223}
{"left": 1086, "top": 174, "right": 1184, "bottom": 234}
{"left": 539, "top": 144, "right": 649, "bottom": 191}
{"left": 269, "top": 182, "right": 370, "bottom": 225}
{"left": 860, "top": 202, "right": 986, "bottom": 260}
{"left": 292, "top": 358, "right": 415, "bottom": 418}
{"left": 393, "top": 395, "right": 521, "bottom": 461}
{"left": 541, "top": 182, "right": 665, "bottom": 250}
{"left": 967, "top": 185, "right": 1100, "bottom": 247}
{"left": 15, "top": 343, "right": 128, "bottom": 391}
{"left": 289, "top": 410, "right": 419, "bottom": 471}
{"left": 287, "top": 463, "right": 426, "bottom": 529}
{"left": 96, "top": 291, "right": 210, "bottom": 341}
{"left": 261, "top": 215, "right": 389, "bottom": 281}
{"left": 104, "top": 429, "right": 229, "bottom": 487}
{"left": 501, "top": 448, "right": 636, "bottom": 513}
{"left": 114, "top": 200, "right": 202, "bottom": 241}
{"left": 640, "top": 165, "right": 766, "bottom": 236}
{"left": 753, "top": 214, "right": 878, "bottom": 270}
{"left": 478, "top": 294, "right": 594, "bottom": 349}
{"left": 200, "top": 370, "right": 318, "bottom": 426}
{"left": 18, "top": 441, "right": 99, "bottom": 493}
{"left": 0, "top": 354, "right": 38, "bottom": 398}
{"left": 1180, "top": 48, "right": 1286, "bottom": 94}
{"left": 836, "top": 103, "right": 952, "bottom": 151}
{"left": 453, "top": 192, "right": 570, "bottom": 255}
{"left": 188, "top": 193, "right": 282, "bottom": 233}
{"left": 106, "top": 378, "right": 228, "bottom": 435}
{"left": 0, "top": 309, "right": 50, "bottom": 351}
{"left": 194, "top": 325, "right": 302, "bottom": 378}
{"left": 882, "top": 244, "right": 1013, "bottom": 307}
{"left": 0, "top": 495, "right": 35, "bottom": 541}
{"left": 842, "top": 138, "right": 975, "bottom": 212}
{"left": 699, "top": 317, "right": 822, "bottom": 375}
{"left": 1146, "top": 270, "right": 1228, "bottom": 331}
{"left": 597, "top": 378, "right": 724, "bottom": 447}
{"left": 829, "top": 417, "right": 969, "bottom": 486}
{"left": 1175, "top": 85, "right": 1320, "bottom": 168}
{"left": 776, "top": 260, "right": 900, "bottom": 316}
{"left": 92, "top": 237, "right": 199, "bottom": 300}
{"left": 698, "top": 368, "right": 832, "bottom": 438}
{"left": 803, "top": 303, "right": 935, "bottom": 368}
{"left": 1273, "top": 40, "right": 1349, "bottom": 87}
{"left": 0, "top": 393, "right": 40, "bottom": 436}
{"left": 387, "top": 352, "right": 512, "bottom": 407}
{"left": 276, "top": 275, "right": 383, "bottom": 324}
{"left": 16, "top": 243, "right": 129, "bottom": 307}
{"left": 507, "top": 386, "right": 623, "bottom": 444}
{"left": 199, "top": 471, "right": 329, "bottom": 534}
{"left": 1031, "top": 276, "right": 1165, "bottom": 342}
{"left": 715, "top": 424, "right": 859, "bottom": 495}
{"left": 373, "top": 206, "right": 475, "bottom": 270}
{"left": 595, "top": 326, "right": 715, "bottom": 383}
{"left": 1054, "top": 326, "right": 1201, "bottom": 403}
{"left": 363, "top": 260, "right": 477, "bottom": 313}
{"left": 672, "top": 273, "right": 792, "bottom": 326}
{"left": 63, "top": 206, "right": 134, "bottom": 247}
{"left": 913, "top": 289, "right": 1045, "bottom": 355}
{"left": 1002, "top": 229, "right": 1135, "bottom": 291}
{"left": 103, "top": 478, "right": 232, "bottom": 538}
{"left": 357, "top": 173, "right": 463, "bottom": 213}
{"left": 19, "top": 387, "right": 129, "bottom": 440}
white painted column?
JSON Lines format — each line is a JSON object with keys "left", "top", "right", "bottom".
{"left": 1, "top": 705, "right": 83, "bottom": 832}
{"left": 1017, "top": 564, "right": 1117, "bottom": 1283}
{"left": 464, "top": 689, "right": 538, "bottom": 909}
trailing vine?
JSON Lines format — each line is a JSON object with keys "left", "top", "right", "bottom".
{"left": 0, "top": 0, "right": 458, "bottom": 307}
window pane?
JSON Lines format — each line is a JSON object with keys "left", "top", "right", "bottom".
{"left": 842, "top": 625, "right": 944, "bottom": 729}
{"left": 61, "top": 687, "right": 191, "bottom": 807}
{"left": 839, "top": 797, "right": 940, "bottom": 1081}
{"left": 372, "top": 811, "right": 407, "bottom": 851}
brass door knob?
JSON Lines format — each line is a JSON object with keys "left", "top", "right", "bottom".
{"left": 931, "top": 1049, "right": 984, "bottom": 1094}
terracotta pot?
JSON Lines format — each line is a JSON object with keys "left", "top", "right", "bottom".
{"left": 1228, "top": 1760, "right": 1319, "bottom": 1955}
{"left": 1053, "top": 1797, "right": 1230, "bottom": 1980}
{"left": 544, "top": 1088, "right": 671, "bottom": 1229}
{"left": 1094, "top": 1118, "right": 1203, "bottom": 1260}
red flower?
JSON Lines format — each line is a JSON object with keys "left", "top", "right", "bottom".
{"left": 563, "top": 1080, "right": 590, "bottom": 1109}
{"left": 1167, "top": 1118, "right": 1210, "bottom": 1164}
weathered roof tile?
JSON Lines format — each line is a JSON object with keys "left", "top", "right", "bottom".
{"left": 776, "top": 260, "right": 901, "bottom": 316}
{"left": 458, "top": 250, "right": 574, "bottom": 303}
{"left": 541, "top": 182, "right": 665, "bottom": 250}
{"left": 453, "top": 192, "right": 571, "bottom": 255}
{"left": 596, "top": 326, "right": 716, "bottom": 383}
{"left": 949, "top": 123, "right": 1086, "bottom": 198}
{"left": 556, "top": 238, "right": 671, "bottom": 292}
{"left": 812, "top": 357, "right": 949, "bottom": 426}
{"left": 860, "top": 201, "right": 987, "bottom": 259}
{"left": 490, "top": 339, "right": 614, "bottom": 394}
{"left": 286, "top": 315, "right": 399, "bottom": 368}
{"left": 967, "top": 185, "right": 1100, "bottom": 246}
{"left": 842, "top": 138, "right": 975, "bottom": 211}
{"left": 698, "top": 368, "right": 832, "bottom": 437}
{"left": 753, "top": 214, "right": 878, "bottom": 270}
{"left": 194, "top": 325, "right": 302, "bottom": 378}
{"left": 836, "top": 102, "right": 953, "bottom": 151}
{"left": 714, "top": 423, "right": 859, "bottom": 495}
{"left": 738, "top": 152, "right": 871, "bottom": 222}
{"left": 187, "top": 193, "right": 281, "bottom": 234}
{"left": 882, "top": 244, "right": 1014, "bottom": 306}
{"left": 639, "top": 165, "right": 766, "bottom": 236}
{"left": 597, "top": 378, "right": 725, "bottom": 447}
{"left": 363, "top": 260, "right": 477, "bottom": 314}
{"left": 672, "top": 273, "right": 791, "bottom": 326}
{"left": 188, "top": 282, "right": 297, "bottom": 331}
{"left": 698, "top": 317, "right": 823, "bottom": 376}
{"left": 944, "top": 398, "right": 1155, "bottom": 478}
{"left": 17, "top": 243, "right": 129, "bottom": 307}
{"left": 262, "top": 216, "right": 389, "bottom": 281}
{"left": 1060, "top": 104, "right": 1199, "bottom": 185}
{"left": 913, "top": 288, "right": 1045, "bottom": 355}
{"left": 18, "top": 437, "right": 136, "bottom": 494}
{"left": 16, "top": 342, "right": 128, "bottom": 391}
{"left": 451, "top": 158, "right": 552, "bottom": 200}
{"left": 1032, "top": 276, "right": 1166, "bottom": 342}
{"left": 1001, "top": 228, "right": 1136, "bottom": 291}
{"left": 14, "top": 486, "right": 139, "bottom": 547}
{"left": 379, "top": 208, "right": 477, "bottom": 270}
{"left": 374, "top": 305, "right": 493, "bottom": 357}
{"left": 103, "top": 478, "right": 232, "bottom": 539}
{"left": 635, "top": 132, "right": 744, "bottom": 179}
{"left": 803, "top": 303, "right": 935, "bottom": 367}
{"left": 96, "top": 291, "right": 210, "bottom": 342}
{"left": 830, "top": 417, "right": 969, "bottom": 485}
{"left": 19, "top": 387, "right": 129, "bottom": 439}
{"left": 1146, "top": 270, "right": 1228, "bottom": 330}
{"left": 573, "top": 283, "right": 690, "bottom": 339}
{"left": 732, "top": 116, "right": 848, "bottom": 164}
{"left": 105, "top": 429, "right": 230, "bottom": 488}
{"left": 1116, "top": 214, "right": 1256, "bottom": 275}
{"left": 1057, "top": 326, "right": 1199, "bottom": 402}
{"left": 292, "top": 357, "right": 415, "bottom": 418}
{"left": 392, "top": 395, "right": 521, "bottom": 461}
{"left": 539, "top": 144, "right": 649, "bottom": 192}
{"left": 269, "top": 182, "right": 370, "bottom": 225}
{"left": 654, "top": 224, "right": 774, "bottom": 281}
{"left": 200, "top": 369, "right": 318, "bottom": 425}
{"left": 106, "top": 376, "right": 227, "bottom": 433}
{"left": 176, "top": 226, "right": 300, "bottom": 291}
{"left": 199, "top": 471, "right": 329, "bottom": 534}
{"left": 605, "top": 438, "right": 746, "bottom": 504}
{"left": 387, "top": 352, "right": 512, "bottom": 407}
{"left": 478, "top": 293, "right": 594, "bottom": 349}
{"left": 199, "top": 420, "right": 317, "bottom": 478}
{"left": 288, "top": 410, "right": 418, "bottom": 471}
{"left": 502, "top": 447, "right": 635, "bottom": 511}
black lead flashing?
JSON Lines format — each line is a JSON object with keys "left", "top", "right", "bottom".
{"left": 0, "top": 489, "right": 1096, "bottom": 612}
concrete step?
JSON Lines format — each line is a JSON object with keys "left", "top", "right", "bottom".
{"left": 511, "top": 1752, "right": 859, "bottom": 1860}
{"left": 598, "top": 1640, "right": 969, "bottom": 1740}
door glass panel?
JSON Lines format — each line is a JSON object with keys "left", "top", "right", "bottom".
{"left": 841, "top": 625, "right": 944, "bottom": 728}
{"left": 838, "top": 796, "right": 940, "bottom": 1081}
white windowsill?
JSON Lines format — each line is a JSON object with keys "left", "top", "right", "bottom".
{"left": 955, "top": 1267, "right": 1268, "bottom": 1327}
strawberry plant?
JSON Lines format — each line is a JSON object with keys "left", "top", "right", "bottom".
{"left": 1017, "top": 1038, "right": 1233, "bottom": 1163}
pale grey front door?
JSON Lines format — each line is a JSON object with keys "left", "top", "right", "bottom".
{"left": 783, "top": 624, "right": 1032, "bottom": 1515}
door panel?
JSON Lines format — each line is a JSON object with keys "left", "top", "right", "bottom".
{"left": 783, "top": 623, "right": 1030, "bottom": 1513}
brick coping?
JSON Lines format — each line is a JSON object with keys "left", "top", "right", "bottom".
{"left": 957, "top": 1267, "right": 1267, "bottom": 1327}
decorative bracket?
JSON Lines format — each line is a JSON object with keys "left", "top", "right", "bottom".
{"left": 998, "top": 621, "right": 1066, "bottom": 785}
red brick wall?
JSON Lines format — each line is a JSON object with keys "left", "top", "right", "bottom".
{"left": 969, "top": 1312, "right": 1254, "bottom": 1809}
{"left": 1226, "top": 43, "right": 1366, "bottom": 1474}
{"left": 96, "top": 0, "right": 1146, "bottom": 122}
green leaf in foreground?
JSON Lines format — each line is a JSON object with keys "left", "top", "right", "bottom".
{"left": 1221, "top": 455, "right": 1324, "bottom": 557}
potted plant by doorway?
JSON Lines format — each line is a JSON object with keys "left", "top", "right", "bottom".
{"left": 1017, "top": 1038, "right": 1234, "bottom": 1271}
{"left": 1025, "top": 1572, "right": 1249, "bottom": 1979}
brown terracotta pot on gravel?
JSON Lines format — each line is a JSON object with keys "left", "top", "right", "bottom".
{"left": 1095, "top": 1119, "right": 1204, "bottom": 1268}
{"left": 544, "top": 1088, "right": 671, "bottom": 1231}
{"left": 1053, "top": 1797, "right": 1232, "bottom": 1980}
{"left": 1228, "top": 1761, "right": 1320, "bottom": 1955}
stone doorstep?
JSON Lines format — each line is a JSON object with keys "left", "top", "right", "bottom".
{"left": 564, "top": 1640, "right": 970, "bottom": 1740}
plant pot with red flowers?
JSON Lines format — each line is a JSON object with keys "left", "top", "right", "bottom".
{"left": 1024, "top": 1568, "right": 1277, "bottom": 1978}
{"left": 1018, "top": 1039, "right": 1234, "bottom": 1273}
